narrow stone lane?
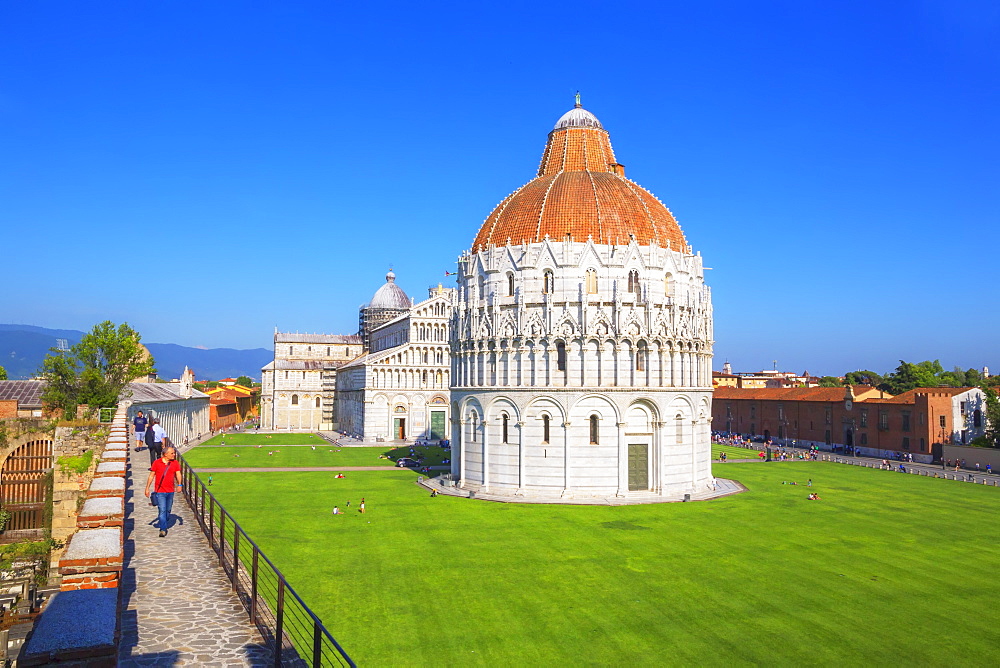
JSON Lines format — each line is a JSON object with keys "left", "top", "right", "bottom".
{"left": 118, "top": 449, "right": 272, "bottom": 667}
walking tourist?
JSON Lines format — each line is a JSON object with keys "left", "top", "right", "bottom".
{"left": 149, "top": 419, "right": 167, "bottom": 469}
{"left": 133, "top": 410, "right": 148, "bottom": 452}
{"left": 144, "top": 445, "right": 183, "bottom": 537}
{"left": 359, "top": 500, "right": 366, "bottom": 514}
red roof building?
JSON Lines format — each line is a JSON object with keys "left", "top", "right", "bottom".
{"left": 712, "top": 385, "right": 987, "bottom": 461}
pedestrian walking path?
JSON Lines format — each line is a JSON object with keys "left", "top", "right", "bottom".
{"left": 118, "top": 452, "right": 272, "bottom": 667}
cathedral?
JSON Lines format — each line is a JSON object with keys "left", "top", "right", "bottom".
{"left": 261, "top": 100, "right": 715, "bottom": 500}
{"left": 449, "top": 100, "right": 715, "bottom": 499}
{"left": 261, "top": 271, "right": 453, "bottom": 439}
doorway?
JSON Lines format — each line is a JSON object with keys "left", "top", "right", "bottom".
{"left": 393, "top": 418, "right": 406, "bottom": 440}
{"left": 430, "top": 411, "right": 446, "bottom": 440}
{"left": 628, "top": 444, "right": 648, "bottom": 491}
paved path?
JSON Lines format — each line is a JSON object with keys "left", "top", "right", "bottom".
{"left": 118, "top": 455, "right": 272, "bottom": 666}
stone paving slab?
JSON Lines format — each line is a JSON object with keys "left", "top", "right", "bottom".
{"left": 96, "top": 461, "right": 126, "bottom": 477}
{"left": 20, "top": 588, "right": 117, "bottom": 664}
{"left": 63, "top": 527, "right": 122, "bottom": 561}
{"left": 89, "top": 477, "right": 126, "bottom": 495}
{"left": 119, "top": 460, "right": 272, "bottom": 666}
{"left": 80, "top": 497, "right": 124, "bottom": 518}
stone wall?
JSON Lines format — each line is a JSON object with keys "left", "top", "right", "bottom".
{"left": 50, "top": 424, "right": 110, "bottom": 570}
{"left": 22, "top": 408, "right": 127, "bottom": 666}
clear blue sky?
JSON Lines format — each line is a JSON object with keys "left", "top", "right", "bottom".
{"left": 2, "top": 1, "right": 997, "bottom": 376}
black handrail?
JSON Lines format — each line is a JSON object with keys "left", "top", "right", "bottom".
{"left": 177, "top": 454, "right": 355, "bottom": 667}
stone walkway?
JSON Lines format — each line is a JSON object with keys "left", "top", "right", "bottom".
{"left": 118, "top": 452, "right": 272, "bottom": 666}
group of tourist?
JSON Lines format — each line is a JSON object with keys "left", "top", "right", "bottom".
{"left": 133, "top": 411, "right": 182, "bottom": 538}
{"left": 332, "top": 498, "right": 365, "bottom": 516}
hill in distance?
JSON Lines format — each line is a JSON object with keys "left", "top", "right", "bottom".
{"left": 0, "top": 324, "right": 271, "bottom": 381}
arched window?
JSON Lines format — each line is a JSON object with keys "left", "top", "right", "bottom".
{"left": 590, "top": 414, "right": 599, "bottom": 444}
{"left": 478, "top": 276, "right": 486, "bottom": 301}
{"left": 585, "top": 269, "right": 598, "bottom": 294}
{"left": 628, "top": 270, "right": 640, "bottom": 297}
{"left": 556, "top": 342, "right": 567, "bottom": 371}
{"left": 543, "top": 270, "right": 554, "bottom": 294}
{"left": 502, "top": 413, "right": 509, "bottom": 444}
{"left": 289, "top": 346, "right": 293, "bottom": 355}
{"left": 315, "top": 396, "right": 321, "bottom": 408}
{"left": 471, "top": 412, "right": 478, "bottom": 442}
{"left": 664, "top": 273, "right": 672, "bottom": 297}
{"left": 542, "top": 414, "right": 551, "bottom": 443}
{"left": 327, "top": 346, "right": 331, "bottom": 355}
{"left": 636, "top": 347, "right": 646, "bottom": 371}
{"left": 507, "top": 272, "right": 515, "bottom": 296}
{"left": 291, "top": 394, "right": 299, "bottom": 406}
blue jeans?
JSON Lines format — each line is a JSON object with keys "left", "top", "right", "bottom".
{"left": 153, "top": 491, "right": 175, "bottom": 531}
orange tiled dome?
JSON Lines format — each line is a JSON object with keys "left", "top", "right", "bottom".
{"left": 472, "top": 104, "right": 687, "bottom": 252}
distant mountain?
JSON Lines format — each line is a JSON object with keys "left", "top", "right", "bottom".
{"left": 0, "top": 324, "right": 271, "bottom": 381}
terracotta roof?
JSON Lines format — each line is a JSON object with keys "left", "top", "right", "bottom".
{"left": 875, "top": 387, "right": 978, "bottom": 404}
{"left": 471, "top": 105, "right": 687, "bottom": 252}
{"left": 713, "top": 386, "right": 882, "bottom": 402}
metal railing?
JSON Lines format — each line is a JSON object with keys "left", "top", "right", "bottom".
{"left": 178, "top": 454, "right": 355, "bottom": 667}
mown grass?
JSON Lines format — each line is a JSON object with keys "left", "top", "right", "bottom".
{"left": 184, "top": 444, "right": 450, "bottom": 468}
{"left": 203, "top": 462, "right": 1000, "bottom": 666}
{"left": 198, "top": 433, "right": 328, "bottom": 446}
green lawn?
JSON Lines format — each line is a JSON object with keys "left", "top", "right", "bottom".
{"left": 184, "top": 444, "right": 450, "bottom": 468}
{"left": 712, "top": 443, "right": 767, "bottom": 460}
{"left": 200, "top": 463, "right": 1000, "bottom": 666}
{"left": 198, "top": 433, "right": 328, "bottom": 446}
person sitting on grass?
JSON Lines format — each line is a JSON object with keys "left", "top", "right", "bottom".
{"left": 333, "top": 506, "right": 341, "bottom": 515}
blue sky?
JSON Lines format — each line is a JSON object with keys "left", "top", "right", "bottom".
{"left": 1, "top": 1, "right": 997, "bottom": 376}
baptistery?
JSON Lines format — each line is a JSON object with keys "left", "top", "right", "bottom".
{"left": 449, "top": 100, "right": 715, "bottom": 500}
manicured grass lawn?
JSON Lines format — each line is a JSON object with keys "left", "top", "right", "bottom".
{"left": 184, "top": 444, "right": 450, "bottom": 468}
{"left": 199, "top": 433, "right": 328, "bottom": 446}
{"left": 203, "top": 463, "right": 1000, "bottom": 666}
{"left": 712, "top": 443, "right": 767, "bottom": 460}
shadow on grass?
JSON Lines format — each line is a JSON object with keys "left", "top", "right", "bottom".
{"left": 384, "top": 445, "right": 451, "bottom": 467}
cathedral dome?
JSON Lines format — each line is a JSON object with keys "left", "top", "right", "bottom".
{"left": 472, "top": 103, "right": 687, "bottom": 253}
{"left": 369, "top": 270, "right": 411, "bottom": 310}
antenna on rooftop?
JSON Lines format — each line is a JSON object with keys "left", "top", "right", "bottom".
{"left": 773, "top": 360, "right": 778, "bottom": 371}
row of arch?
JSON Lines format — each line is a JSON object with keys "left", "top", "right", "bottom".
{"left": 414, "top": 301, "right": 449, "bottom": 318}
{"left": 452, "top": 339, "right": 711, "bottom": 389}
{"left": 379, "top": 346, "right": 448, "bottom": 366}
{"left": 476, "top": 270, "right": 689, "bottom": 301}
{"left": 372, "top": 368, "right": 450, "bottom": 390}
{"left": 413, "top": 323, "right": 449, "bottom": 342}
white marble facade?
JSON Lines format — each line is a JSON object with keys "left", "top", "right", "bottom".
{"left": 261, "top": 333, "right": 364, "bottom": 431}
{"left": 337, "top": 286, "right": 453, "bottom": 441}
{"left": 450, "top": 237, "right": 715, "bottom": 499}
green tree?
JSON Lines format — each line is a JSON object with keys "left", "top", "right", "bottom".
{"left": 983, "top": 388, "right": 1000, "bottom": 447}
{"left": 0, "top": 365, "right": 7, "bottom": 380}
{"left": 879, "top": 360, "right": 945, "bottom": 395}
{"left": 41, "top": 321, "right": 155, "bottom": 419}
{"left": 844, "top": 370, "right": 882, "bottom": 387}
{"left": 236, "top": 375, "right": 254, "bottom": 388}
{"left": 818, "top": 376, "right": 843, "bottom": 387}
